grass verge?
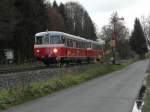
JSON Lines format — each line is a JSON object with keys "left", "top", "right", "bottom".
{"left": 0, "top": 59, "right": 136, "bottom": 111}
{"left": 143, "top": 78, "right": 150, "bottom": 112}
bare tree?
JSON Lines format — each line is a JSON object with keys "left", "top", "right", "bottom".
{"left": 65, "top": 2, "right": 97, "bottom": 40}
{"left": 100, "top": 12, "right": 130, "bottom": 58}
{"left": 141, "top": 15, "right": 150, "bottom": 46}
{"left": 48, "top": 7, "right": 65, "bottom": 31}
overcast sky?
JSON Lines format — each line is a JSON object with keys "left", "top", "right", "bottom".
{"left": 49, "top": 0, "right": 150, "bottom": 32}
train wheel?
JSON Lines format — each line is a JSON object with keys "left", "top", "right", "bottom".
{"left": 66, "top": 60, "right": 70, "bottom": 65}
{"left": 76, "top": 59, "right": 81, "bottom": 65}
{"left": 93, "top": 58, "right": 96, "bottom": 63}
{"left": 87, "top": 57, "right": 90, "bottom": 64}
{"left": 59, "top": 58, "right": 64, "bottom": 67}
{"left": 43, "top": 61, "right": 50, "bottom": 66}
{"left": 42, "top": 59, "right": 50, "bottom": 66}
{"left": 96, "top": 58, "right": 100, "bottom": 62}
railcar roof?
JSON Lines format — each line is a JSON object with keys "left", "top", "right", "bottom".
{"left": 35, "top": 31, "right": 62, "bottom": 36}
{"left": 35, "top": 31, "right": 87, "bottom": 41}
{"left": 35, "top": 31, "right": 101, "bottom": 45}
{"left": 88, "top": 39, "right": 102, "bottom": 45}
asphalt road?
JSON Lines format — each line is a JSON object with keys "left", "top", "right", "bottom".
{"left": 3, "top": 60, "right": 149, "bottom": 112}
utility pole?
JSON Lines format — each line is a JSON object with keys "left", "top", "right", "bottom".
{"left": 111, "top": 16, "right": 124, "bottom": 64}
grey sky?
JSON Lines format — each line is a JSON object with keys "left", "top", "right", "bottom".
{"left": 49, "top": 0, "right": 150, "bottom": 31}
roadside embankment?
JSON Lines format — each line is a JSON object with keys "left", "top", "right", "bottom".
{"left": 142, "top": 59, "right": 150, "bottom": 112}
{"left": 0, "top": 59, "right": 136, "bottom": 111}
{"left": 142, "top": 75, "right": 150, "bottom": 112}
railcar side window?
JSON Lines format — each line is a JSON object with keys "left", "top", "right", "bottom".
{"left": 66, "top": 39, "right": 70, "bottom": 47}
{"left": 87, "top": 42, "right": 90, "bottom": 48}
{"left": 61, "top": 36, "right": 66, "bottom": 44}
{"left": 79, "top": 41, "right": 81, "bottom": 48}
{"left": 50, "top": 35, "right": 61, "bottom": 44}
{"left": 76, "top": 41, "right": 79, "bottom": 48}
{"left": 35, "top": 36, "right": 43, "bottom": 45}
{"left": 43, "top": 34, "right": 49, "bottom": 44}
{"left": 73, "top": 40, "right": 76, "bottom": 48}
{"left": 81, "top": 42, "right": 84, "bottom": 48}
{"left": 93, "top": 44, "right": 98, "bottom": 50}
{"left": 92, "top": 44, "right": 101, "bottom": 50}
{"left": 83, "top": 42, "right": 86, "bottom": 48}
{"left": 89, "top": 43, "right": 92, "bottom": 48}
{"left": 70, "top": 40, "right": 73, "bottom": 47}
{"left": 99, "top": 45, "right": 102, "bottom": 50}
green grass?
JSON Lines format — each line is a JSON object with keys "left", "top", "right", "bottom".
{"left": 144, "top": 94, "right": 150, "bottom": 112}
{"left": 0, "top": 59, "right": 136, "bottom": 111}
{"left": 144, "top": 80, "right": 150, "bottom": 112}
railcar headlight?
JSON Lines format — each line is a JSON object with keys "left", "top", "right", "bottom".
{"left": 37, "top": 50, "right": 40, "bottom": 53}
{"left": 53, "top": 48, "right": 58, "bottom": 53}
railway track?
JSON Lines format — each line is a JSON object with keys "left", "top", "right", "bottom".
{"left": 0, "top": 61, "right": 99, "bottom": 74}
{"left": 0, "top": 66, "right": 48, "bottom": 74}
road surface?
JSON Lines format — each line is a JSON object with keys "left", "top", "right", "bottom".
{"left": 3, "top": 60, "right": 149, "bottom": 112}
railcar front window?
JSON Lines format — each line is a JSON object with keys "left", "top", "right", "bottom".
{"left": 50, "top": 35, "right": 61, "bottom": 44}
{"left": 35, "top": 36, "right": 43, "bottom": 45}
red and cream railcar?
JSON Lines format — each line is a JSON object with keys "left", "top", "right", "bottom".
{"left": 34, "top": 31, "right": 104, "bottom": 65}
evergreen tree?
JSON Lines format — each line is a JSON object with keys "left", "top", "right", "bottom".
{"left": 65, "top": 2, "right": 97, "bottom": 40}
{"left": 58, "top": 2, "right": 68, "bottom": 32}
{"left": 0, "top": 0, "right": 18, "bottom": 63}
{"left": 48, "top": 7, "right": 64, "bottom": 31}
{"left": 130, "top": 18, "right": 148, "bottom": 58}
{"left": 53, "top": 0, "right": 58, "bottom": 9}
{"left": 13, "top": 0, "right": 49, "bottom": 63}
